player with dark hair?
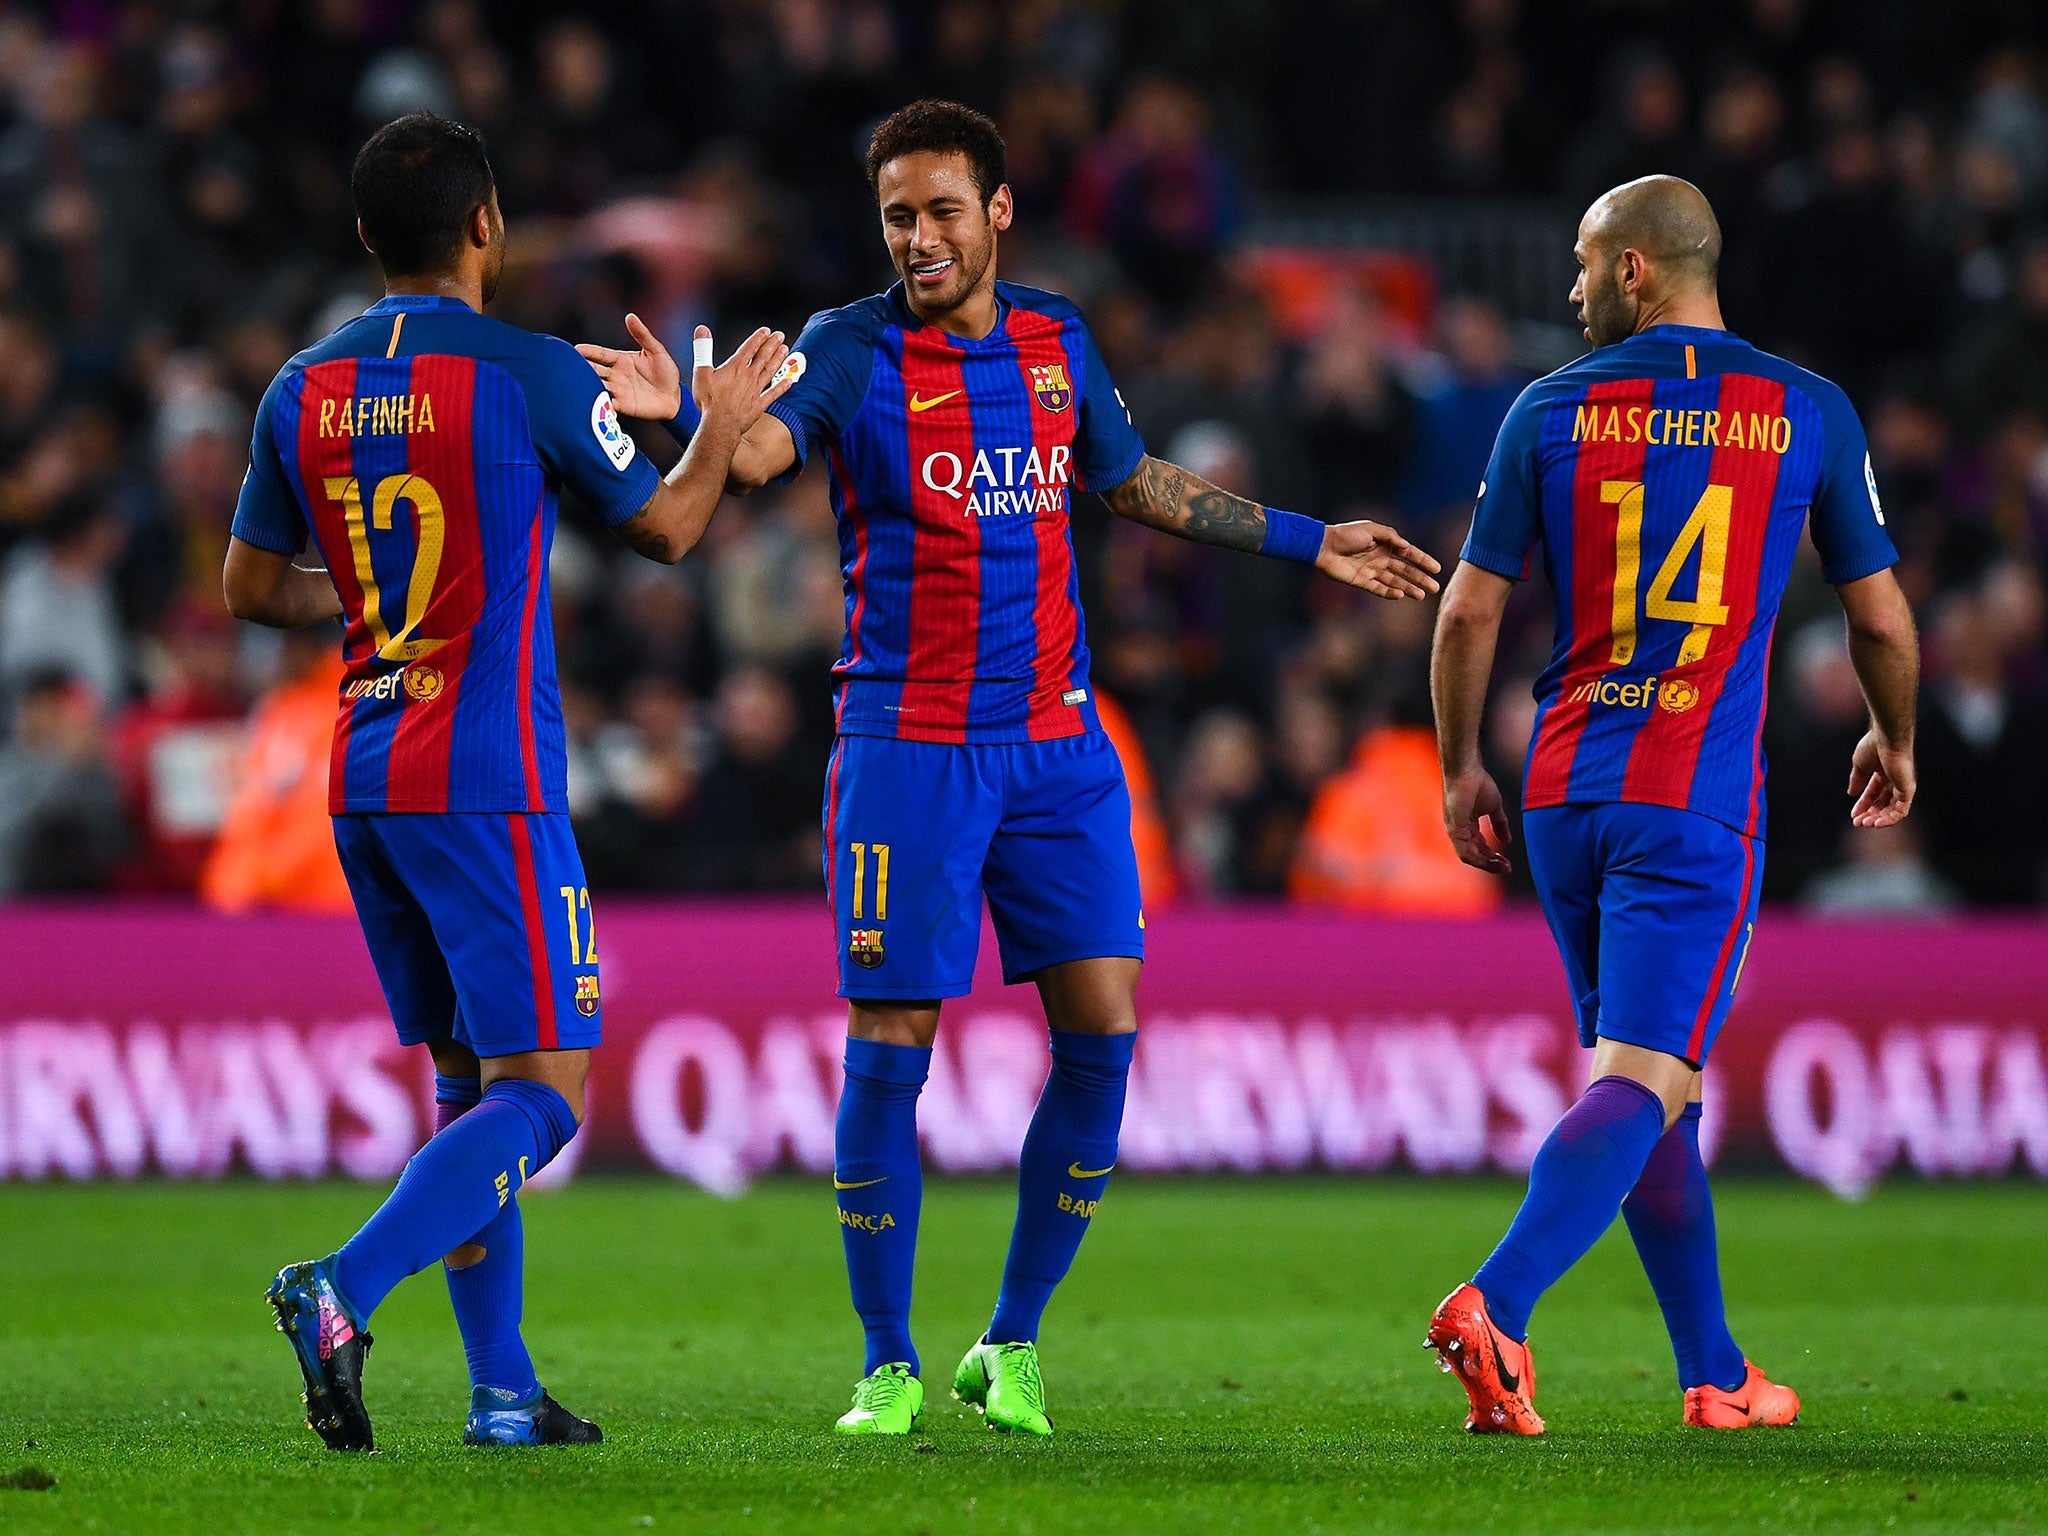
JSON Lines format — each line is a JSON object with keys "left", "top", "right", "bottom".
{"left": 1426, "top": 175, "right": 1919, "bottom": 1432}
{"left": 223, "top": 112, "right": 794, "bottom": 1450}
{"left": 579, "top": 98, "right": 1441, "bottom": 1437}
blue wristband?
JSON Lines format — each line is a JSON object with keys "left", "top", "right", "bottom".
{"left": 664, "top": 392, "right": 702, "bottom": 446}
{"left": 1260, "top": 507, "right": 1325, "bottom": 564}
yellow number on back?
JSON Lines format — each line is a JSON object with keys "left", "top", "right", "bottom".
{"left": 325, "top": 471, "right": 448, "bottom": 661}
{"left": 1600, "top": 480, "right": 1646, "bottom": 665}
{"left": 1601, "top": 479, "right": 1735, "bottom": 667}
{"left": 1645, "top": 483, "right": 1732, "bottom": 666}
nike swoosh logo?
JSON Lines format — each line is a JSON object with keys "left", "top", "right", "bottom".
{"left": 1489, "top": 1323, "right": 1521, "bottom": 1394}
{"left": 1067, "top": 1162, "right": 1116, "bottom": 1179}
{"left": 833, "top": 1176, "right": 888, "bottom": 1190}
{"left": 909, "top": 390, "right": 962, "bottom": 412}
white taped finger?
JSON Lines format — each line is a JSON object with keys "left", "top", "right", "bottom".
{"left": 692, "top": 333, "right": 714, "bottom": 369}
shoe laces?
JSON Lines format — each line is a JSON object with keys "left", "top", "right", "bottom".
{"left": 851, "top": 1364, "right": 914, "bottom": 1413}
{"left": 995, "top": 1343, "right": 1044, "bottom": 1408}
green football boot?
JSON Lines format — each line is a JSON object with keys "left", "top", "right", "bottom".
{"left": 833, "top": 1363, "right": 924, "bottom": 1435}
{"left": 953, "top": 1338, "right": 1053, "bottom": 1436}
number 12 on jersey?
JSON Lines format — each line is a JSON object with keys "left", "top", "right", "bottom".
{"left": 1602, "top": 479, "right": 1734, "bottom": 668}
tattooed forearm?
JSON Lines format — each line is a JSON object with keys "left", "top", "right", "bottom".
{"left": 1184, "top": 487, "right": 1265, "bottom": 551}
{"left": 1102, "top": 454, "right": 1267, "bottom": 554}
{"left": 615, "top": 506, "right": 680, "bottom": 565}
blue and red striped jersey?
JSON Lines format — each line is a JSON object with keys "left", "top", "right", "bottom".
{"left": 1463, "top": 325, "right": 1897, "bottom": 838}
{"left": 766, "top": 281, "right": 1146, "bottom": 744}
{"left": 231, "top": 294, "right": 659, "bottom": 814}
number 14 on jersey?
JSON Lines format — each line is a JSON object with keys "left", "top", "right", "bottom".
{"left": 1602, "top": 479, "right": 1734, "bottom": 668}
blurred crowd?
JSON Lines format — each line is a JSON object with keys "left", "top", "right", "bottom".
{"left": 0, "top": 0, "right": 2044, "bottom": 912}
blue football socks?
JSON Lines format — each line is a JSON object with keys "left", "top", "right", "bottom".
{"left": 1472, "top": 1074, "right": 1668, "bottom": 1342}
{"left": 834, "top": 1038, "right": 930, "bottom": 1375}
{"left": 332, "top": 1078, "right": 578, "bottom": 1324}
{"left": 988, "top": 1029, "right": 1136, "bottom": 1345}
{"left": 430, "top": 1074, "right": 541, "bottom": 1400}
{"left": 1622, "top": 1103, "right": 1747, "bottom": 1392}
{"left": 432, "top": 1072, "right": 483, "bottom": 1135}
{"left": 446, "top": 1197, "right": 540, "bottom": 1399}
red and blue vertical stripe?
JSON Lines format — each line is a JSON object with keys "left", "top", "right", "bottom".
{"left": 1523, "top": 369, "right": 1828, "bottom": 838}
{"left": 280, "top": 351, "right": 562, "bottom": 814}
{"left": 828, "top": 300, "right": 1099, "bottom": 744}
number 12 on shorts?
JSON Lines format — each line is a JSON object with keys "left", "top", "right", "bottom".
{"left": 558, "top": 884, "right": 598, "bottom": 965}
{"left": 847, "top": 842, "right": 890, "bottom": 921}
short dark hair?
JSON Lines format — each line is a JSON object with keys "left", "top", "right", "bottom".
{"left": 351, "top": 113, "right": 495, "bottom": 276}
{"left": 865, "top": 99, "right": 1007, "bottom": 204}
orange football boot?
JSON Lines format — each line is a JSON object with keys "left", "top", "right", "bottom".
{"left": 1683, "top": 1360, "right": 1800, "bottom": 1428}
{"left": 1425, "top": 1283, "right": 1545, "bottom": 1435}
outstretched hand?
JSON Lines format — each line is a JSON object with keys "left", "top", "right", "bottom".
{"left": 576, "top": 313, "right": 682, "bottom": 420}
{"left": 1848, "top": 729, "right": 1915, "bottom": 827}
{"left": 1315, "top": 519, "right": 1443, "bottom": 599}
{"left": 691, "top": 324, "right": 794, "bottom": 438}
{"left": 1444, "top": 768, "right": 1514, "bottom": 874}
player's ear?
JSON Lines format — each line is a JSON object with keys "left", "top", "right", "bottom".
{"left": 356, "top": 217, "right": 375, "bottom": 257}
{"left": 468, "top": 200, "right": 492, "bottom": 250}
{"left": 988, "top": 183, "right": 1014, "bottom": 234}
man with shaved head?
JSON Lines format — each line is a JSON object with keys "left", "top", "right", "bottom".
{"left": 1424, "top": 176, "right": 1920, "bottom": 1434}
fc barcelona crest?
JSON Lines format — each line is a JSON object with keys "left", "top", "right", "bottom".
{"left": 574, "top": 974, "right": 601, "bottom": 1017}
{"left": 1029, "top": 363, "right": 1072, "bottom": 413}
{"left": 848, "top": 929, "right": 886, "bottom": 969}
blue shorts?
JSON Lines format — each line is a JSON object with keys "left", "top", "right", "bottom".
{"left": 332, "top": 812, "right": 602, "bottom": 1058}
{"left": 1524, "top": 803, "right": 1763, "bottom": 1066}
{"left": 823, "top": 731, "right": 1145, "bottom": 1000}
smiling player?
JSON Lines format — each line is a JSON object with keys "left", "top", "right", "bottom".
{"left": 1426, "top": 175, "right": 1919, "bottom": 1433}
{"left": 581, "top": 98, "right": 1440, "bottom": 1436}
{"left": 223, "top": 113, "right": 791, "bottom": 1450}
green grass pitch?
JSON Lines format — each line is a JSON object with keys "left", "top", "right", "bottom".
{"left": 0, "top": 1178, "right": 2041, "bottom": 1534}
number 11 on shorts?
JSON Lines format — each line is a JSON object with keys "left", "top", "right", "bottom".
{"left": 848, "top": 842, "right": 890, "bottom": 921}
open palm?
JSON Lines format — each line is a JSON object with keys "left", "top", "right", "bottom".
{"left": 1315, "top": 519, "right": 1443, "bottom": 600}
{"left": 576, "top": 312, "right": 682, "bottom": 420}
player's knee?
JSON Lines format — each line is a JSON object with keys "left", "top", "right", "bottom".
{"left": 848, "top": 1001, "right": 941, "bottom": 1049}
{"left": 444, "top": 1241, "right": 488, "bottom": 1270}
{"left": 482, "top": 1078, "right": 581, "bottom": 1171}
{"left": 1048, "top": 1024, "right": 1139, "bottom": 1093}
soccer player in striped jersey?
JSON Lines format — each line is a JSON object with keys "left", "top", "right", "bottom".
{"left": 223, "top": 114, "right": 794, "bottom": 1450}
{"left": 583, "top": 99, "right": 1441, "bottom": 1436}
{"left": 1426, "top": 176, "right": 1919, "bottom": 1433}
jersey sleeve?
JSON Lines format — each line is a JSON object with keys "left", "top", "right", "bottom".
{"left": 522, "top": 336, "right": 662, "bottom": 527}
{"left": 229, "top": 373, "right": 308, "bottom": 555}
{"left": 763, "top": 307, "right": 874, "bottom": 482}
{"left": 1072, "top": 320, "right": 1146, "bottom": 492}
{"left": 1807, "top": 386, "right": 1898, "bottom": 584}
{"left": 1459, "top": 382, "right": 1546, "bottom": 579}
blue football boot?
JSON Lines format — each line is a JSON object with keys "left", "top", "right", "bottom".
{"left": 267, "top": 1258, "right": 375, "bottom": 1451}
{"left": 463, "top": 1385, "right": 603, "bottom": 1447}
